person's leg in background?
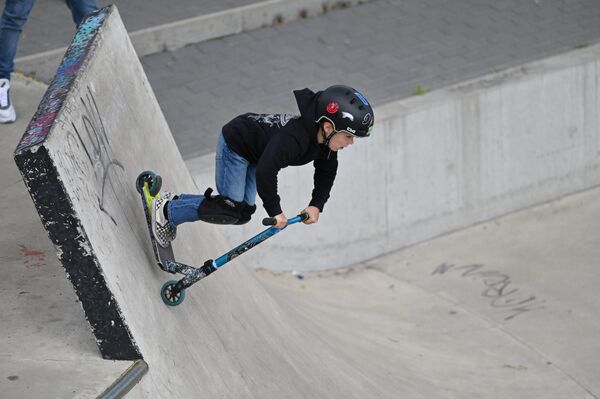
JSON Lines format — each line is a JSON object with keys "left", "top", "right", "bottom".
{"left": 64, "top": 0, "right": 98, "bottom": 26}
{"left": 0, "top": 0, "right": 36, "bottom": 123}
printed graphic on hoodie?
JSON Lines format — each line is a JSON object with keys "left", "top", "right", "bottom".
{"left": 247, "top": 113, "right": 300, "bottom": 128}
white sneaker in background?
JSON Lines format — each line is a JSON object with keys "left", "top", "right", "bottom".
{"left": 0, "top": 78, "right": 16, "bottom": 124}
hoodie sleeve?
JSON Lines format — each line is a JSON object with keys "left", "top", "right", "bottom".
{"left": 256, "top": 133, "right": 302, "bottom": 217}
{"left": 309, "top": 153, "right": 338, "bottom": 212}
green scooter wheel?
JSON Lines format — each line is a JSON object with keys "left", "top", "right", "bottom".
{"left": 161, "top": 280, "right": 185, "bottom": 306}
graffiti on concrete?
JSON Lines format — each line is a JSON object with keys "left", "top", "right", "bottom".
{"left": 432, "top": 262, "right": 546, "bottom": 321}
{"left": 15, "top": 8, "right": 110, "bottom": 153}
{"left": 67, "top": 86, "right": 124, "bottom": 224}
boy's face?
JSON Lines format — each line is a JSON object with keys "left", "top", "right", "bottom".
{"left": 328, "top": 132, "right": 355, "bottom": 151}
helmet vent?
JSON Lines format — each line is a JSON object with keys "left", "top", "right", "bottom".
{"left": 350, "top": 98, "right": 357, "bottom": 104}
{"left": 358, "top": 105, "right": 365, "bottom": 110}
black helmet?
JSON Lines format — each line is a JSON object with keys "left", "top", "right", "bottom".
{"left": 315, "top": 85, "right": 374, "bottom": 138}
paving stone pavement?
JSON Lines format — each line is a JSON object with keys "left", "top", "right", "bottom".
{"left": 140, "top": 0, "right": 600, "bottom": 160}
{"left": 5, "top": 0, "right": 263, "bottom": 57}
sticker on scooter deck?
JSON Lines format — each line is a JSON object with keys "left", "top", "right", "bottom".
{"left": 136, "top": 171, "right": 174, "bottom": 270}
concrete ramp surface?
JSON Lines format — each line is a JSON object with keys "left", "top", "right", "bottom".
{"left": 13, "top": 5, "right": 600, "bottom": 398}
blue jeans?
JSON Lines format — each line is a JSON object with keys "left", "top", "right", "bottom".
{"left": 168, "top": 133, "right": 257, "bottom": 226}
{"left": 0, "top": 0, "right": 98, "bottom": 80}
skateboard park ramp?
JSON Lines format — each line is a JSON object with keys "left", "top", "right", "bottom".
{"left": 13, "top": 5, "right": 600, "bottom": 398}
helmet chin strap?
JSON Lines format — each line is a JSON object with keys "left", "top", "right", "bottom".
{"left": 320, "top": 123, "right": 338, "bottom": 148}
{"left": 320, "top": 123, "right": 338, "bottom": 160}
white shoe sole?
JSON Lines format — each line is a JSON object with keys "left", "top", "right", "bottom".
{"left": 0, "top": 110, "right": 16, "bottom": 123}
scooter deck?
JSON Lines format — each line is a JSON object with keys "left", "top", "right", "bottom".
{"left": 138, "top": 183, "right": 174, "bottom": 270}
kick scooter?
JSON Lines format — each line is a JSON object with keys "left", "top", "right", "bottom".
{"left": 136, "top": 170, "right": 308, "bottom": 306}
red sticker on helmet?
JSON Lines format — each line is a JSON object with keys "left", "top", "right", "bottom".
{"left": 326, "top": 102, "right": 339, "bottom": 114}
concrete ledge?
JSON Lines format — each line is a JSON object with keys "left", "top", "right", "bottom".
{"left": 14, "top": 0, "right": 368, "bottom": 83}
{"left": 191, "top": 42, "right": 600, "bottom": 271}
{"left": 14, "top": 7, "right": 144, "bottom": 359}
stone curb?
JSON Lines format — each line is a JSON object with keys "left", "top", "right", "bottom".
{"left": 14, "top": 0, "right": 368, "bottom": 83}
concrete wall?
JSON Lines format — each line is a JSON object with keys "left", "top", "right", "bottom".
{"left": 191, "top": 43, "right": 600, "bottom": 271}
{"left": 14, "top": 5, "right": 209, "bottom": 360}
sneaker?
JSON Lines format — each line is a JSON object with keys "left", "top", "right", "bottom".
{"left": 0, "top": 79, "right": 16, "bottom": 123}
{"left": 151, "top": 191, "right": 177, "bottom": 248}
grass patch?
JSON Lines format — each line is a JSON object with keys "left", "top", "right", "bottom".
{"left": 414, "top": 84, "right": 430, "bottom": 96}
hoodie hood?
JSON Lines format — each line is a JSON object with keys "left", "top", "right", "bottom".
{"left": 294, "top": 88, "right": 322, "bottom": 144}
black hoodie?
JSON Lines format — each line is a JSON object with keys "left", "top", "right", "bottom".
{"left": 222, "top": 88, "right": 338, "bottom": 217}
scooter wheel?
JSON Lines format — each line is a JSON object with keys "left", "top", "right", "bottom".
{"left": 161, "top": 280, "right": 185, "bottom": 306}
{"left": 149, "top": 175, "right": 162, "bottom": 197}
{"left": 136, "top": 171, "right": 162, "bottom": 196}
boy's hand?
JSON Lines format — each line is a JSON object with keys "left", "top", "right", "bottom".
{"left": 302, "top": 206, "right": 320, "bottom": 225}
{"left": 274, "top": 213, "right": 288, "bottom": 229}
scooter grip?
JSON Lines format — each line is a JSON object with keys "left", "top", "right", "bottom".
{"left": 262, "top": 217, "right": 276, "bottom": 226}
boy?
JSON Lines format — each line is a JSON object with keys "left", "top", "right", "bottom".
{"left": 151, "top": 85, "right": 375, "bottom": 248}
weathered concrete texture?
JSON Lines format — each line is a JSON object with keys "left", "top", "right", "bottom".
{"left": 0, "top": 76, "right": 129, "bottom": 399}
{"left": 196, "top": 42, "right": 600, "bottom": 272}
{"left": 255, "top": 184, "right": 600, "bottom": 398}
{"left": 15, "top": 7, "right": 143, "bottom": 360}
